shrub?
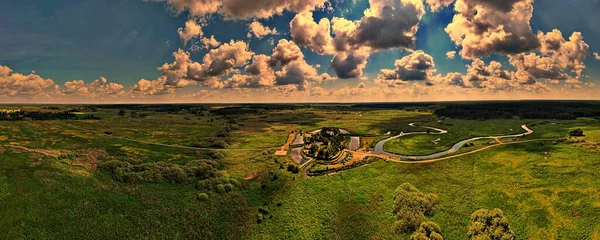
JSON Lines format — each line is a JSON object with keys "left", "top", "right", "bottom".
{"left": 215, "top": 184, "right": 227, "bottom": 194}
{"left": 98, "top": 160, "right": 132, "bottom": 173}
{"left": 286, "top": 164, "right": 300, "bottom": 174}
{"left": 131, "top": 162, "right": 188, "bottom": 183}
{"left": 410, "top": 221, "right": 443, "bottom": 240}
{"left": 197, "top": 176, "right": 240, "bottom": 193}
{"left": 569, "top": 128, "right": 584, "bottom": 137}
{"left": 256, "top": 206, "right": 272, "bottom": 224}
{"left": 197, "top": 193, "right": 209, "bottom": 201}
{"left": 185, "top": 160, "right": 219, "bottom": 180}
{"left": 216, "top": 130, "right": 229, "bottom": 138}
{"left": 223, "top": 183, "right": 234, "bottom": 192}
{"left": 467, "top": 208, "right": 514, "bottom": 240}
{"left": 209, "top": 151, "right": 225, "bottom": 160}
{"left": 393, "top": 183, "right": 439, "bottom": 233}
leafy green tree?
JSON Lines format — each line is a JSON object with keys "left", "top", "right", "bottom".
{"left": 393, "top": 183, "right": 439, "bottom": 233}
{"left": 410, "top": 221, "right": 443, "bottom": 240}
{"left": 310, "top": 144, "right": 318, "bottom": 156}
{"left": 467, "top": 208, "right": 515, "bottom": 240}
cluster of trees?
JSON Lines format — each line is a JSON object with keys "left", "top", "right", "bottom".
{"left": 307, "top": 127, "right": 346, "bottom": 160}
{"left": 410, "top": 222, "right": 443, "bottom": 240}
{"left": 99, "top": 159, "right": 220, "bottom": 184}
{"left": 467, "top": 208, "right": 514, "bottom": 240}
{"left": 434, "top": 102, "right": 600, "bottom": 120}
{"left": 196, "top": 175, "right": 241, "bottom": 194}
{"left": 392, "top": 183, "right": 439, "bottom": 234}
{"left": 569, "top": 128, "right": 584, "bottom": 137}
{"left": 0, "top": 110, "right": 76, "bottom": 120}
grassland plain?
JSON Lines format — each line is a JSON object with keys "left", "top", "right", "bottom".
{"left": 0, "top": 104, "right": 599, "bottom": 239}
{"left": 251, "top": 142, "right": 600, "bottom": 239}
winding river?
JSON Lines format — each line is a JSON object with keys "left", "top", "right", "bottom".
{"left": 373, "top": 123, "right": 534, "bottom": 160}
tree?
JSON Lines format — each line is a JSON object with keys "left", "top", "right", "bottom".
{"left": 568, "top": 128, "right": 584, "bottom": 137}
{"left": 393, "top": 183, "right": 439, "bottom": 233}
{"left": 117, "top": 109, "right": 126, "bottom": 116}
{"left": 310, "top": 144, "right": 319, "bottom": 156}
{"left": 411, "top": 221, "right": 443, "bottom": 240}
{"left": 467, "top": 208, "right": 514, "bottom": 240}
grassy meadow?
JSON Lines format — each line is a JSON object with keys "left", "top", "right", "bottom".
{"left": 0, "top": 103, "right": 599, "bottom": 239}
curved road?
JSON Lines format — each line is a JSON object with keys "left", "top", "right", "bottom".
{"left": 374, "top": 123, "right": 534, "bottom": 160}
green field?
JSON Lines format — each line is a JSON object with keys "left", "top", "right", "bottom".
{"left": 1, "top": 103, "right": 599, "bottom": 239}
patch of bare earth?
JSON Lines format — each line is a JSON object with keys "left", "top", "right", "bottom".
{"left": 2, "top": 145, "right": 108, "bottom": 170}
{"left": 244, "top": 171, "right": 256, "bottom": 180}
{"left": 70, "top": 149, "right": 109, "bottom": 170}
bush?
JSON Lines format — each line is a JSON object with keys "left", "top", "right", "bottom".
{"left": 467, "top": 208, "right": 514, "bottom": 240}
{"left": 185, "top": 160, "right": 219, "bottom": 180}
{"left": 393, "top": 183, "right": 439, "bottom": 233}
{"left": 256, "top": 206, "right": 272, "bottom": 224}
{"left": 215, "top": 184, "right": 227, "bottom": 194}
{"left": 410, "top": 221, "right": 443, "bottom": 240}
{"left": 98, "top": 160, "right": 132, "bottom": 173}
{"left": 286, "top": 164, "right": 300, "bottom": 174}
{"left": 216, "top": 130, "right": 230, "bottom": 138}
{"left": 197, "top": 192, "right": 209, "bottom": 201}
{"left": 209, "top": 151, "right": 225, "bottom": 160}
{"left": 197, "top": 176, "right": 241, "bottom": 193}
{"left": 569, "top": 128, "right": 584, "bottom": 137}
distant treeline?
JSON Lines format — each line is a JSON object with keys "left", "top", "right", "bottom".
{"left": 0, "top": 110, "right": 100, "bottom": 120}
{"left": 0, "top": 110, "right": 76, "bottom": 120}
{"left": 433, "top": 101, "right": 600, "bottom": 120}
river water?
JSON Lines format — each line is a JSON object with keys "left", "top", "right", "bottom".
{"left": 373, "top": 124, "right": 533, "bottom": 160}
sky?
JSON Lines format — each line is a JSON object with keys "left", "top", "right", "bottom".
{"left": 1, "top": 0, "right": 599, "bottom": 103}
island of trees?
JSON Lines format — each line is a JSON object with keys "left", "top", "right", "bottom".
{"left": 304, "top": 127, "right": 348, "bottom": 160}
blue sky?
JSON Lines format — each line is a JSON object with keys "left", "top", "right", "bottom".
{"left": 1, "top": 0, "right": 599, "bottom": 102}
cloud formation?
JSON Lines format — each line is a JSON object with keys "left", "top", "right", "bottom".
{"left": 248, "top": 21, "right": 278, "bottom": 39}
{"left": 290, "top": 11, "right": 334, "bottom": 54}
{"left": 223, "top": 39, "right": 323, "bottom": 90}
{"left": 132, "top": 40, "right": 254, "bottom": 95}
{"left": 268, "top": 39, "right": 304, "bottom": 67}
{"left": 377, "top": 50, "right": 436, "bottom": 84}
{"left": 509, "top": 30, "right": 591, "bottom": 83}
{"left": 157, "top": 0, "right": 328, "bottom": 19}
{"left": 0, "top": 66, "right": 57, "bottom": 97}
{"left": 63, "top": 77, "right": 124, "bottom": 98}
{"left": 445, "top": 0, "right": 540, "bottom": 59}
{"left": 333, "top": 0, "right": 425, "bottom": 51}
{"left": 178, "top": 20, "right": 203, "bottom": 46}
{"left": 425, "top": 0, "right": 454, "bottom": 11}
{"left": 331, "top": 50, "right": 369, "bottom": 79}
